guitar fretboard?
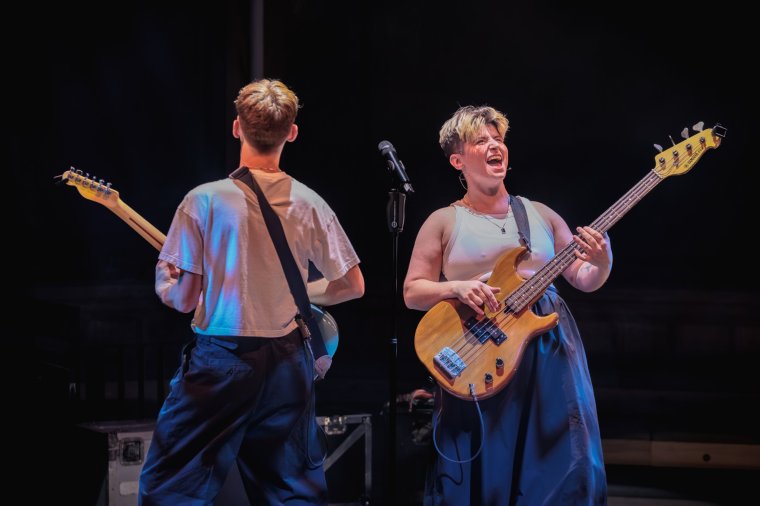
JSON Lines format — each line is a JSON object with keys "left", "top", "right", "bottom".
{"left": 505, "top": 170, "right": 663, "bottom": 313}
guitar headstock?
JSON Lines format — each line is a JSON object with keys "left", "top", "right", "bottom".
{"left": 652, "top": 122, "right": 726, "bottom": 178}
{"left": 58, "top": 168, "right": 120, "bottom": 209}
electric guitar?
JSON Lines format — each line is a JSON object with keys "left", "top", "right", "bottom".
{"left": 57, "top": 170, "right": 339, "bottom": 358}
{"left": 414, "top": 123, "right": 726, "bottom": 400}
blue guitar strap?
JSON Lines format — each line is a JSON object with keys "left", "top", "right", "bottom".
{"left": 509, "top": 195, "right": 532, "bottom": 252}
{"left": 229, "top": 167, "right": 329, "bottom": 361}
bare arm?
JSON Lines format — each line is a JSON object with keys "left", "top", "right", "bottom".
{"left": 532, "top": 202, "right": 613, "bottom": 293}
{"left": 403, "top": 208, "right": 500, "bottom": 315}
{"left": 308, "top": 264, "right": 365, "bottom": 306}
{"left": 155, "top": 260, "right": 203, "bottom": 313}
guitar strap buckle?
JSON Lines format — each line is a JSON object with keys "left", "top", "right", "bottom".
{"left": 518, "top": 231, "right": 532, "bottom": 253}
{"left": 296, "top": 314, "right": 332, "bottom": 380}
{"left": 295, "top": 314, "right": 311, "bottom": 340}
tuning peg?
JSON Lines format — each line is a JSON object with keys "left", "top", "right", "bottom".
{"left": 692, "top": 121, "right": 704, "bottom": 132}
{"left": 654, "top": 143, "right": 663, "bottom": 153}
{"left": 680, "top": 127, "right": 689, "bottom": 139}
{"left": 668, "top": 135, "right": 677, "bottom": 146}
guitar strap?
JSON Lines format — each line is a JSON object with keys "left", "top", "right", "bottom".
{"left": 509, "top": 195, "right": 532, "bottom": 252}
{"left": 229, "top": 167, "right": 330, "bottom": 367}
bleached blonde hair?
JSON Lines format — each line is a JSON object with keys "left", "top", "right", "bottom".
{"left": 439, "top": 105, "right": 509, "bottom": 157}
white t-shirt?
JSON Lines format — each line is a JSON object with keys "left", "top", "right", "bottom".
{"left": 159, "top": 170, "right": 360, "bottom": 337}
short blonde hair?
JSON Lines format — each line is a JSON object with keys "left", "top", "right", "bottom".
{"left": 439, "top": 105, "right": 509, "bottom": 157}
{"left": 234, "top": 79, "right": 300, "bottom": 153}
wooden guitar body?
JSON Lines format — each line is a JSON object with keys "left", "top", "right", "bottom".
{"left": 415, "top": 247, "right": 559, "bottom": 400}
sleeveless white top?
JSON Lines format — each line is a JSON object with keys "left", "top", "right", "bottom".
{"left": 442, "top": 197, "right": 556, "bottom": 282}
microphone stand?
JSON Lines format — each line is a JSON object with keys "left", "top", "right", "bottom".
{"left": 385, "top": 188, "right": 407, "bottom": 506}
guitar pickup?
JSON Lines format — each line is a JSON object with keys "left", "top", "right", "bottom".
{"left": 434, "top": 347, "right": 466, "bottom": 379}
{"left": 464, "top": 317, "right": 507, "bottom": 345}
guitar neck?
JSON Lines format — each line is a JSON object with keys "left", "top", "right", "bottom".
{"left": 507, "top": 170, "right": 663, "bottom": 312}
{"left": 107, "top": 198, "right": 166, "bottom": 252}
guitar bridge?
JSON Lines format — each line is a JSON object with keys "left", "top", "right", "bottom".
{"left": 464, "top": 317, "right": 507, "bottom": 345}
{"left": 434, "top": 347, "right": 466, "bottom": 379}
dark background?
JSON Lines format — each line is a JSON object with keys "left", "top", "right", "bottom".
{"left": 8, "top": 1, "right": 759, "bottom": 503}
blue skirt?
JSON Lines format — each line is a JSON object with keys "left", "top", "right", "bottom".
{"left": 424, "top": 289, "right": 607, "bottom": 506}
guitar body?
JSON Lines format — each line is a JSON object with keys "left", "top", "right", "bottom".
{"left": 311, "top": 304, "right": 339, "bottom": 357}
{"left": 415, "top": 247, "right": 559, "bottom": 400}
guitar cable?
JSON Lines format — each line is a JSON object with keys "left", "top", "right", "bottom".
{"left": 431, "top": 384, "right": 485, "bottom": 464}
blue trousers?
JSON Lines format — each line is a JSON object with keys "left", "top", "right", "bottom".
{"left": 139, "top": 330, "right": 328, "bottom": 506}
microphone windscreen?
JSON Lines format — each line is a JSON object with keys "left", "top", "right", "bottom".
{"left": 378, "top": 140, "right": 394, "bottom": 154}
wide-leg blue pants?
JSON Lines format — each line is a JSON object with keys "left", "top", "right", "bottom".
{"left": 139, "top": 330, "right": 327, "bottom": 505}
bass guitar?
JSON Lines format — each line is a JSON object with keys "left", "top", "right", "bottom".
{"left": 414, "top": 123, "right": 725, "bottom": 400}
{"left": 58, "top": 170, "right": 339, "bottom": 357}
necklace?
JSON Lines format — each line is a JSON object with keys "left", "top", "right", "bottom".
{"left": 462, "top": 195, "right": 511, "bottom": 234}
{"left": 249, "top": 166, "right": 281, "bottom": 173}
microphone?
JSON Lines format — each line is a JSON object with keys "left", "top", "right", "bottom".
{"left": 378, "top": 140, "right": 414, "bottom": 193}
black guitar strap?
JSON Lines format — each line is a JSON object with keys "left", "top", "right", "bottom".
{"left": 509, "top": 195, "right": 532, "bottom": 252}
{"left": 229, "top": 167, "right": 329, "bottom": 362}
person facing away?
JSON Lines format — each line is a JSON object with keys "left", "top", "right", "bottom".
{"left": 138, "top": 78, "right": 365, "bottom": 506}
{"left": 403, "top": 105, "right": 612, "bottom": 505}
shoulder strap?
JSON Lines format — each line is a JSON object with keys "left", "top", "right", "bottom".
{"left": 229, "top": 167, "right": 328, "bottom": 360}
{"left": 509, "top": 195, "right": 532, "bottom": 252}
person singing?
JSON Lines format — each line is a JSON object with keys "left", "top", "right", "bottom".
{"left": 404, "top": 105, "right": 611, "bottom": 505}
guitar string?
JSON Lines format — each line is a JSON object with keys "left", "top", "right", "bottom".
{"left": 453, "top": 171, "right": 663, "bottom": 373}
{"left": 443, "top": 166, "right": 667, "bottom": 377}
{"left": 455, "top": 170, "right": 662, "bottom": 366}
{"left": 450, "top": 131, "right": 708, "bottom": 391}
{"left": 452, "top": 174, "right": 659, "bottom": 376}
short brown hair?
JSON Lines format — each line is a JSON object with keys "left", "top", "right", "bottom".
{"left": 234, "top": 79, "right": 300, "bottom": 153}
{"left": 439, "top": 105, "right": 509, "bottom": 157}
